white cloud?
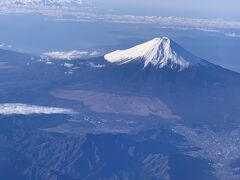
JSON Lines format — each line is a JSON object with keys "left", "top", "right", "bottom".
{"left": 89, "top": 62, "right": 105, "bottom": 68}
{"left": 72, "top": 13, "right": 240, "bottom": 30}
{"left": 0, "top": 0, "right": 85, "bottom": 7}
{"left": 41, "top": 50, "right": 101, "bottom": 60}
{"left": 0, "top": 0, "right": 92, "bottom": 16}
{"left": 226, "top": 33, "right": 240, "bottom": 38}
{"left": 1, "top": 1, "right": 240, "bottom": 30}
{"left": 89, "top": 51, "right": 101, "bottom": 56}
{"left": 64, "top": 62, "right": 74, "bottom": 68}
{"left": 0, "top": 103, "right": 75, "bottom": 115}
{"left": 48, "top": 13, "right": 240, "bottom": 31}
{"left": 0, "top": 42, "right": 12, "bottom": 48}
{"left": 42, "top": 50, "right": 88, "bottom": 60}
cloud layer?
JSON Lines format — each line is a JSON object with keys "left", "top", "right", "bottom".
{"left": 226, "top": 33, "right": 240, "bottom": 38}
{"left": 41, "top": 50, "right": 100, "bottom": 60}
{"left": 67, "top": 13, "right": 240, "bottom": 30}
{"left": 0, "top": 0, "right": 85, "bottom": 7}
{"left": 1, "top": 1, "right": 240, "bottom": 30}
{"left": 0, "top": 103, "right": 75, "bottom": 115}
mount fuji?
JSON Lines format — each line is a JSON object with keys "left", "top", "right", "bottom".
{"left": 104, "top": 37, "right": 210, "bottom": 71}
{"left": 88, "top": 37, "right": 238, "bottom": 90}
{"left": 64, "top": 36, "right": 240, "bottom": 127}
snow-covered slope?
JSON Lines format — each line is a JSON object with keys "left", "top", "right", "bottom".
{"left": 104, "top": 37, "right": 207, "bottom": 71}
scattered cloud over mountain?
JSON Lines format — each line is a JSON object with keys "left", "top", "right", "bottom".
{"left": 41, "top": 50, "right": 100, "bottom": 60}
{"left": 0, "top": 103, "right": 75, "bottom": 115}
{"left": 226, "top": 33, "right": 240, "bottom": 38}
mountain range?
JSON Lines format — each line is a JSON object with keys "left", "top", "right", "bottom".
{"left": 0, "top": 37, "right": 240, "bottom": 179}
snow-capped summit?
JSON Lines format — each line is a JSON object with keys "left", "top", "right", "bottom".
{"left": 104, "top": 37, "right": 206, "bottom": 71}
